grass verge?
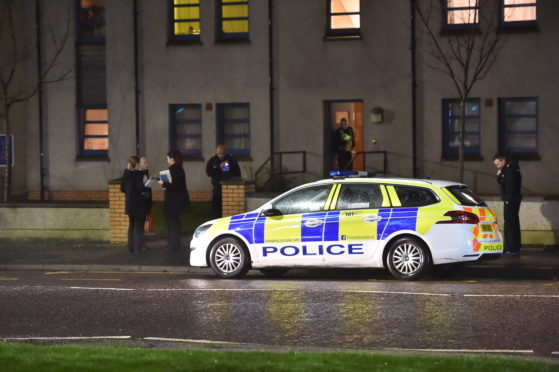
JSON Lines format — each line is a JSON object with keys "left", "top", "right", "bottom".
{"left": 0, "top": 343, "right": 556, "bottom": 372}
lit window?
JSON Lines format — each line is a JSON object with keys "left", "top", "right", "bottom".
{"left": 170, "top": 104, "right": 202, "bottom": 157}
{"left": 169, "top": 0, "right": 201, "bottom": 41}
{"left": 217, "top": 0, "right": 249, "bottom": 40}
{"left": 442, "top": 99, "right": 481, "bottom": 157}
{"left": 327, "top": 0, "right": 360, "bottom": 37}
{"left": 446, "top": 0, "right": 479, "bottom": 28}
{"left": 77, "top": 0, "right": 105, "bottom": 43}
{"left": 81, "top": 108, "right": 109, "bottom": 156}
{"left": 217, "top": 103, "right": 250, "bottom": 156}
{"left": 499, "top": 98, "right": 538, "bottom": 156}
{"left": 501, "top": 0, "right": 537, "bottom": 26}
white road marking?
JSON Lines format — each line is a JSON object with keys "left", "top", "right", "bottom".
{"left": 384, "top": 347, "right": 534, "bottom": 354}
{"left": 61, "top": 279, "right": 121, "bottom": 282}
{"left": 2, "top": 336, "right": 131, "bottom": 341}
{"left": 464, "top": 294, "right": 559, "bottom": 299}
{"left": 143, "top": 337, "right": 241, "bottom": 345}
{"left": 69, "top": 286, "right": 135, "bottom": 291}
{"left": 552, "top": 351, "right": 559, "bottom": 355}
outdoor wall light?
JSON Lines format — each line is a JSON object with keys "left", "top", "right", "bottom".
{"left": 370, "top": 107, "right": 384, "bottom": 124}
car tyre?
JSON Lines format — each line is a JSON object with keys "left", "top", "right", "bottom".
{"left": 259, "top": 268, "right": 290, "bottom": 278}
{"left": 386, "top": 237, "right": 430, "bottom": 280}
{"left": 209, "top": 238, "right": 250, "bottom": 279}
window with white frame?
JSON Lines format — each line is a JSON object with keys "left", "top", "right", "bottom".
{"left": 170, "top": 104, "right": 202, "bottom": 157}
{"left": 217, "top": 103, "right": 250, "bottom": 156}
{"left": 442, "top": 98, "right": 481, "bottom": 157}
{"left": 499, "top": 97, "right": 538, "bottom": 156}
{"left": 327, "top": 0, "right": 360, "bottom": 37}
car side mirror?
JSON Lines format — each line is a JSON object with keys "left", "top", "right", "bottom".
{"left": 261, "top": 208, "right": 282, "bottom": 217}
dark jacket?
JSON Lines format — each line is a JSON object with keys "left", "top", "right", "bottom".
{"left": 497, "top": 160, "right": 522, "bottom": 202}
{"left": 162, "top": 163, "right": 191, "bottom": 215}
{"left": 206, "top": 154, "right": 241, "bottom": 188}
{"left": 332, "top": 126, "right": 355, "bottom": 154}
{"left": 120, "top": 169, "right": 150, "bottom": 217}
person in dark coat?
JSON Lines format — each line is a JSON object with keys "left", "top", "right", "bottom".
{"left": 120, "top": 155, "right": 150, "bottom": 253}
{"left": 332, "top": 118, "right": 356, "bottom": 171}
{"left": 206, "top": 144, "right": 241, "bottom": 217}
{"left": 158, "top": 150, "right": 191, "bottom": 250}
{"left": 493, "top": 154, "right": 522, "bottom": 255}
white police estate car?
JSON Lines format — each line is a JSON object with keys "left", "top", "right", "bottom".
{"left": 190, "top": 172, "right": 503, "bottom": 280}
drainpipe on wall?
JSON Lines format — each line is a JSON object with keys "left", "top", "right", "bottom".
{"left": 268, "top": 0, "right": 275, "bottom": 163}
{"left": 410, "top": 0, "right": 418, "bottom": 178}
{"left": 35, "top": 0, "right": 46, "bottom": 201}
{"left": 133, "top": 0, "right": 141, "bottom": 155}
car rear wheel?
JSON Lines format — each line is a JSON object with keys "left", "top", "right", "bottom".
{"left": 386, "top": 237, "right": 430, "bottom": 280}
{"left": 209, "top": 238, "right": 250, "bottom": 279}
{"left": 259, "top": 268, "right": 290, "bottom": 278}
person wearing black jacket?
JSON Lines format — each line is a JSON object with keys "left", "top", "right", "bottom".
{"left": 332, "top": 118, "right": 356, "bottom": 171}
{"left": 206, "top": 145, "right": 241, "bottom": 217}
{"left": 493, "top": 154, "right": 522, "bottom": 255}
{"left": 120, "top": 156, "right": 150, "bottom": 254}
{"left": 158, "top": 150, "right": 191, "bottom": 250}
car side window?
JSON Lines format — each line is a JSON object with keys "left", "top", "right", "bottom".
{"left": 273, "top": 185, "right": 332, "bottom": 215}
{"left": 393, "top": 185, "right": 439, "bottom": 207}
{"left": 336, "top": 184, "right": 383, "bottom": 210}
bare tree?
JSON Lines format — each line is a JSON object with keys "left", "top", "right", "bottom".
{"left": 0, "top": 0, "right": 72, "bottom": 201}
{"left": 415, "top": 0, "right": 504, "bottom": 182}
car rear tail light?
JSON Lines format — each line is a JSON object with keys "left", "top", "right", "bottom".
{"left": 437, "top": 210, "right": 479, "bottom": 224}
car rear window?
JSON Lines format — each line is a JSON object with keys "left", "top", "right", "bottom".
{"left": 393, "top": 185, "right": 439, "bottom": 207}
{"left": 445, "top": 185, "right": 487, "bottom": 206}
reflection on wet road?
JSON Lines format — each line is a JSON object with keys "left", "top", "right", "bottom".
{"left": 0, "top": 271, "right": 558, "bottom": 358}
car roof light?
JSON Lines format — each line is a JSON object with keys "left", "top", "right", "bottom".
{"left": 329, "top": 170, "right": 369, "bottom": 179}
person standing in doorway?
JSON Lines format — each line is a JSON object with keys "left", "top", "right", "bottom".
{"left": 493, "top": 153, "right": 522, "bottom": 256}
{"left": 158, "top": 150, "right": 191, "bottom": 251}
{"left": 332, "top": 118, "right": 356, "bottom": 171}
{"left": 206, "top": 144, "right": 241, "bottom": 217}
{"left": 120, "top": 155, "right": 150, "bottom": 254}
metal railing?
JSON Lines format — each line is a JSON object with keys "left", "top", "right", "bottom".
{"left": 254, "top": 151, "right": 307, "bottom": 191}
{"left": 352, "top": 150, "right": 387, "bottom": 176}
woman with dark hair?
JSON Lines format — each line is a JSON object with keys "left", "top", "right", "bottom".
{"left": 120, "top": 155, "right": 150, "bottom": 253}
{"left": 158, "top": 150, "right": 191, "bottom": 250}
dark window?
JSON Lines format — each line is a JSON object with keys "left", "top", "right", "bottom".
{"left": 442, "top": 98, "right": 481, "bottom": 157}
{"left": 393, "top": 186, "right": 439, "bottom": 207}
{"left": 336, "top": 184, "right": 384, "bottom": 210}
{"left": 80, "top": 107, "right": 109, "bottom": 156}
{"left": 0, "top": 135, "right": 14, "bottom": 167}
{"left": 77, "top": 0, "right": 105, "bottom": 44}
{"left": 170, "top": 104, "right": 202, "bottom": 157}
{"left": 217, "top": 103, "right": 250, "bottom": 156}
{"left": 444, "top": 0, "right": 479, "bottom": 30}
{"left": 500, "top": 0, "right": 537, "bottom": 27}
{"left": 169, "top": 0, "right": 201, "bottom": 42}
{"left": 498, "top": 97, "right": 538, "bottom": 156}
{"left": 273, "top": 185, "right": 332, "bottom": 215}
{"left": 326, "top": 0, "right": 360, "bottom": 37}
{"left": 216, "top": 0, "right": 249, "bottom": 41}
{"left": 445, "top": 185, "right": 486, "bottom": 206}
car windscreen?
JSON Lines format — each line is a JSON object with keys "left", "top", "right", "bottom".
{"left": 445, "top": 185, "right": 487, "bottom": 206}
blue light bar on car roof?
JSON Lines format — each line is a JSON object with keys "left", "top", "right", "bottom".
{"left": 329, "top": 170, "right": 369, "bottom": 178}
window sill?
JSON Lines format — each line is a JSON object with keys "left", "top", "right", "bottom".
{"left": 76, "top": 155, "right": 110, "bottom": 162}
{"left": 167, "top": 38, "right": 202, "bottom": 46}
{"left": 441, "top": 154, "right": 484, "bottom": 161}
{"left": 324, "top": 34, "right": 362, "bottom": 41}
{"left": 214, "top": 38, "right": 251, "bottom": 45}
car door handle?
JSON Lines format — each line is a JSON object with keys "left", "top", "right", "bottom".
{"left": 303, "top": 219, "right": 324, "bottom": 228}
{"left": 364, "top": 215, "right": 382, "bottom": 223}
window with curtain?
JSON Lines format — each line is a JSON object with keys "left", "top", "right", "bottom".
{"left": 217, "top": 0, "right": 249, "bottom": 40}
{"left": 445, "top": 0, "right": 479, "bottom": 29}
{"left": 81, "top": 108, "right": 109, "bottom": 156}
{"left": 77, "top": 0, "right": 106, "bottom": 43}
{"left": 327, "top": 0, "right": 360, "bottom": 37}
{"left": 169, "top": 0, "right": 201, "bottom": 41}
{"left": 499, "top": 97, "right": 538, "bottom": 156}
{"left": 501, "top": 0, "right": 537, "bottom": 27}
{"left": 217, "top": 103, "right": 250, "bottom": 156}
{"left": 170, "top": 104, "right": 203, "bottom": 157}
{"left": 442, "top": 98, "right": 481, "bottom": 157}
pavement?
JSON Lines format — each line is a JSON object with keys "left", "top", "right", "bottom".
{"left": 0, "top": 236, "right": 558, "bottom": 280}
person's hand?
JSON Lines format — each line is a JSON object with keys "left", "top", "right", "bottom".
{"left": 220, "top": 161, "right": 226, "bottom": 169}
{"left": 351, "top": 150, "right": 356, "bottom": 156}
{"left": 158, "top": 179, "right": 163, "bottom": 185}
{"left": 496, "top": 169, "right": 502, "bottom": 176}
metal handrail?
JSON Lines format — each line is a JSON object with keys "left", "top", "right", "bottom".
{"left": 351, "top": 150, "right": 387, "bottom": 176}
{"left": 254, "top": 151, "right": 307, "bottom": 190}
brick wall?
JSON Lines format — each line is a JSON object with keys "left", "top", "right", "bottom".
{"left": 222, "top": 181, "right": 256, "bottom": 217}
{"left": 108, "top": 184, "right": 128, "bottom": 243}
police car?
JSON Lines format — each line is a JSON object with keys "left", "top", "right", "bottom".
{"left": 190, "top": 172, "right": 503, "bottom": 280}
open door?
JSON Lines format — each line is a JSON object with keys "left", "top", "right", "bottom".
{"left": 324, "top": 100, "right": 364, "bottom": 175}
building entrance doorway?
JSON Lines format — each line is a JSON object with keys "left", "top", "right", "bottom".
{"left": 324, "top": 100, "right": 364, "bottom": 175}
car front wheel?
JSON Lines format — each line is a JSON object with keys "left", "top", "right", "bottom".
{"left": 386, "top": 237, "right": 430, "bottom": 280}
{"left": 209, "top": 238, "right": 250, "bottom": 279}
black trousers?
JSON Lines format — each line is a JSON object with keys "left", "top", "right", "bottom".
{"left": 165, "top": 211, "right": 182, "bottom": 250}
{"left": 128, "top": 214, "right": 146, "bottom": 253}
{"left": 212, "top": 186, "right": 222, "bottom": 217}
{"left": 338, "top": 151, "right": 353, "bottom": 171}
{"left": 504, "top": 200, "right": 521, "bottom": 253}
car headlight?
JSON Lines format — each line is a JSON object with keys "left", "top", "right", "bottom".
{"left": 194, "top": 224, "right": 212, "bottom": 238}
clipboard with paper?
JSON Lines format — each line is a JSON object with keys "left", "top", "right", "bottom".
{"left": 159, "top": 170, "right": 172, "bottom": 184}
